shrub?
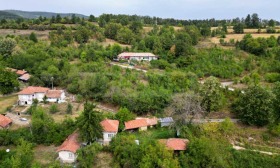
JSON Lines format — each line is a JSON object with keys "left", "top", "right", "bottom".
{"left": 264, "top": 73, "right": 280, "bottom": 83}
{"left": 219, "top": 118, "right": 234, "bottom": 134}
{"left": 49, "top": 104, "right": 59, "bottom": 114}
{"left": 66, "top": 103, "right": 73, "bottom": 114}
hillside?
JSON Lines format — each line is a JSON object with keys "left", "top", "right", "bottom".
{"left": 1, "top": 10, "right": 88, "bottom": 19}
{"left": 0, "top": 11, "right": 22, "bottom": 19}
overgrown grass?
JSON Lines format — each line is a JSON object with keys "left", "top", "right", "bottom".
{"left": 0, "top": 95, "right": 17, "bottom": 114}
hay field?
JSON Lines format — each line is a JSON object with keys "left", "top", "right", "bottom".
{"left": 211, "top": 33, "right": 280, "bottom": 44}
{"left": 211, "top": 27, "right": 280, "bottom": 34}
{"left": 0, "top": 95, "right": 17, "bottom": 114}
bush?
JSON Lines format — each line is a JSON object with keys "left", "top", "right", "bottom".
{"left": 264, "top": 73, "right": 280, "bottom": 83}
{"left": 66, "top": 103, "right": 73, "bottom": 114}
{"left": 49, "top": 104, "right": 59, "bottom": 114}
{"left": 219, "top": 118, "right": 234, "bottom": 134}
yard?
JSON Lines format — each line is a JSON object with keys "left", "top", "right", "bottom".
{"left": 0, "top": 94, "right": 18, "bottom": 114}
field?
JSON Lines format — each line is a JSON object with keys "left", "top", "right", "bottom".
{"left": 34, "top": 145, "right": 57, "bottom": 166}
{"left": 211, "top": 27, "right": 280, "bottom": 34}
{"left": 211, "top": 33, "right": 280, "bottom": 44}
{"left": 0, "top": 29, "right": 50, "bottom": 40}
{"left": 0, "top": 95, "right": 17, "bottom": 114}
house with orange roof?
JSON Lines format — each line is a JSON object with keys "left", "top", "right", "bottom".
{"left": 159, "top": 138, "right": 189, "bottom": 151}
{"left": 46, "top": 90, "right": 66, "bottom": 103}
{"left": 16, "top": 69, "right": 27, "bottom": 76}
{"left": 100, "top": 119, "right": 119, "bottom": 145}
{"left": 117, "top": 52, "right": 158, "bottom": 61}
{"left": 0, "top": 114, "right": 12, "bottom": 129}
{"left": 57, "top": 132, "right": 80, "bottom": 163}
{"left": 18, "top": 73, "right": 31, "bottom": 82}
{"left": 124, "top": 117, "right": 157, "bottom": 131}
{"left": 17, "top": 87, "right": 66, "bottom": 105}
{"left": 18, "top": 86, "right": 49, "bottom": 105}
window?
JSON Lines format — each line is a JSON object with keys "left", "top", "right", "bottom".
{"left": 69, "top": 153, "right": 73, "bottom": 158}
{"left": 108, "top": 134, "right": 114, "bottom": 138}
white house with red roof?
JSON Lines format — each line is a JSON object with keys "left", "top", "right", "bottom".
{"left": 57, "top": 132, "right": 80, "bottom": 163}
{"left": 0, "top": 114, "right": 12, "bottom": 129}
{"left": 124, "top": 117, "right": 157, "bottom": 131}
{"left": 159, "top": 138, "right": 189, "bottom": 151}
{"left": 100, "top": 119, "right": 119, "bottom": 145}
{"left": 17, "top": 86, "right": 66, "bottom": 105}
{"left": 117, "top": 52, "right": 158, "bottom": 61}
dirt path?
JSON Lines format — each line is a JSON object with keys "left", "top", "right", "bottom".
{"left": 110, "top": 62, "right": 147, "bottom": 73}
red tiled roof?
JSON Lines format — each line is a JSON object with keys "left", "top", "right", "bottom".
{"left": 159, "top": 138, "right": 189, "bottom": 151}
{"left": 101, "top": 119, "right": 119, "bottom": 132}
{"left": 57, "top": 132, "right": 80, "bottom": 153}
{"left": 0, "top": 114, "right": 12, "bottom": 128}
{"left": 19, "top": 73, "right": 31, "bottom": 81}
{"left": 46, "top": 90, "right": 63, "bottom": 98}
{"left": 16, "top": 70, "right": 27, "bottom": 76}
{"left": 136, "top": 117, "right": 158, "bottom": 126}
{"left": 118, "top": 52, "right": 156, "bottom": 58}
{"left": 17, "top": 86, "right": 49, "bottom": 95}
{"left": 125, "top": 119, "right": 148, "bottom": 130}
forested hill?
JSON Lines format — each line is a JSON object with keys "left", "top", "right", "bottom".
{"left": 0, "top": 10, "right": 88, "bottom": 19}
{"left": 0, "top": 11, "right": 22, "bottom": 19}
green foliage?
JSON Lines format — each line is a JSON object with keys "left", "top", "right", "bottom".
{"left": 77, "top": 103, "right": 103, "bottom": 143}
{"left": 74, "top": 26, "right": 91, "bottom": 44}
{"left": 264, "top": 73, "right": 280, "bottom": 83}
{"left": 0, "top": 38, "right": 16, "bottom": 58}
{"left": 66, "top": 103, "right": 73, "bottom": 114}
{"left": 49, "top": 104, "right": 59, "bottom": 114}
{"left": 110, "top": 134, "right": 179, "bottom": 168}
{"left": 218, "top": 117, "right": 234, "bottom": 134}
{"left": 115, "top": 107, "right": 136, "bottom": 131}
{"left": 77, "top": 143, "right": 102, "bottom": 168}
{"left": 29, "top": 32, "right": 38, "bottom": 43}
{"left": 10, "top": 139, "right": 34, "bottom": 168}
{"left": 0, "top": 68, "right": 19, "bottom": 94}
{"left": 200, "top": 76, "right": 225, "bottom": 113}
{"left": 233, "top": 86, "right": 275, "bottom": 126}
{"left": 233, "top": 23, "right": 244, "bottom": 34}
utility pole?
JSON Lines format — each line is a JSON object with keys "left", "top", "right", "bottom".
{"left": 51, "top": 77, "right": 54, "bottom": 90}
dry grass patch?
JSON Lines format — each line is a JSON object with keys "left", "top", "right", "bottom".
{"left": 211, "top": 33, "right": 280, "bottom": 44}
{"left": 94, "top": 152, "right": 113, "bottom": 168}
{"left": 0, "top": 95, "right": 17, "bottom": 114}
{"left": 0, "top": 29, "right": 50, "bottom": 40}
{"left": 34, "top": 145, "right": 57, "bottom": 166}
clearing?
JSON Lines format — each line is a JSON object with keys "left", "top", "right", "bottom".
{"left": 34, "top": 145, "right": 57, "bottom": 166}
{"left": 0, "top": 29, "right": 50, "bottom": 40}
{"left": 0, "top": 95, "right": 17, "bottom": 114}
{"left": 211, "top": 33, "right": 280, "bottom": 44}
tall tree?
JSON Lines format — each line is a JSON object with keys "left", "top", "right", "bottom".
{"left": 0, "top": 68, "right": 19, "bottom": 94}
{"left": 245, "top": 14, "right": 252, "bottom": 28}
{"left": 233, "top": 23, "right": 244, "bottom": 34}
{"left": 29, "top": 32, "right": 38, "bottom": 43}
{"left": 77, "top": 103, "right": 103, "bottom": 143}
{"left": 200, "top": 77, "right": 225, "bottom": 113}
{"left": 56, "top": 14, "right": 62, "bottom": 23}
{"left": 10, "top": 139, "right": 34, "bottom": 168}
{"left": 251, "top": 13, "right": 260, "bottom": 28}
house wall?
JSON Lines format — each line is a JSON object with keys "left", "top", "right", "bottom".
{"left": 58, "top": 151, "right": 77, "bottom": 163}
{"left": 47, "top": 98, "right": 58, "bottom": 103}
{"left": 35, "top": 92, "right": 45, "bottom": 101}
{"left": 129, "top": 56, "right": 157, "bottom": 61}
{"left": 160, "top": 122, "right": 172, "bottom": 127}
{"left": 139, "top": 126, "right": 147, "bottom": 131}
{"left": 18, "top": 94, "right": 33, "bottom": 105}
{"left": 103, "top": 131, "right": 117, "bottom": 144}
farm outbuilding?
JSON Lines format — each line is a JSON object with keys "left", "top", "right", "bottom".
{"left": 159, "top": 117, "right": 174, "bottom": 127}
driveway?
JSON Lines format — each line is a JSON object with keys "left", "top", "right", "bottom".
{"left": 5, "top": 113, "right": 30, "bottom": 126}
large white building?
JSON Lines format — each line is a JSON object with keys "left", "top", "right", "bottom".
{"left": 100, "top": 119, "right": 119, "bottom": 145}
{"left": 57, "top": 132, "right": 80, "bottom": 163}
{"left": 17, "top": 86, "right": 65, "bottom": 105}
{"left": 117, "top": 52, "right": 158, "bottom": 61}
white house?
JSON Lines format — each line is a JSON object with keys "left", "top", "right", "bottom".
{"left": 100, "top": 119, "right": 119, "bottom": 145}
{"left": 57, "top": 132, "right": 80, "bottom": 163}
{"left": 117, "top": 52, "right": 158, "bottom": 61}
{"left": 18, "top": 86, "right": 49, "bottom": 105}
{"left": 18, "top": 87, "right": 66, "bottom": 105}
{"left": 46, "top": 90, "right": 66, "bottom": 103}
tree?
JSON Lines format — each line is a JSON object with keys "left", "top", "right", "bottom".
{"left": 268, "top": 19, "right": 275, "bottom": 27}
{"left": 55, "top": 14, "right": 62, "bottom": 23}
{"left": 77, "top": 143, "right": 102, "bottom": 167}
{"left": 10, "top": 139, "right": 34, "bottom": 168}
{"left": 233, "top": 86, "right": 275, "bottom": 126}
{"left": 74, "top": 26, "right": 91, "bottom": 43}
{"left": 0, "top": 68, "right": 19, "bottom": 94}
{"left": 29, "top": 32, "right": 38, "bottom": 43}
{"left": 116, "top": 27, "right": 135, "bottom": 44}
{"left": 166, "top": 92, "right": 205, "bottom": 125}
{"left": 251, "top": 13, "right": 260, "bottom": 28}
{"left": 104, "top": 23, "right": 122, "bottom": 39}
{"left": 0, "top": 38, "right": 16, "bottom": 58}
{"left": 273, "top": 82, "right": 280, "bottom": 122}
{"left": 77, "top": 103, "right": 103, "bottom": 143}
{"left": 66, "top": 103, "right": 73, "bottom": 114}
{"left": 233, "top": 23, "right": 244, "bottom": 34}
{"left": 71, "top": 14, "right": 77, "bottom": 24}
{"left": 278, "top": 36, "right": 280, "bottom": 45}
{"left": 115, "top": 107, "right": 136, "bottom": 131}
{"left": 200, "top": 77, "right": 225, "bottom": 113}
{"left": 245, "top": 14, "right": 252, "bottom": 28}
{"left": 88, "top": 15, "right": 96, "bottom": 22}
{"left": 200, "top": 25, "right": 211, "bottom": 37}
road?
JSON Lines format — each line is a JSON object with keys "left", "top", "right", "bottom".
{"left": 110, "top": 62, "right": 147, "bottom": 73}
{"left": 190, "top": 118, "right": 240, "bottom": 124}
